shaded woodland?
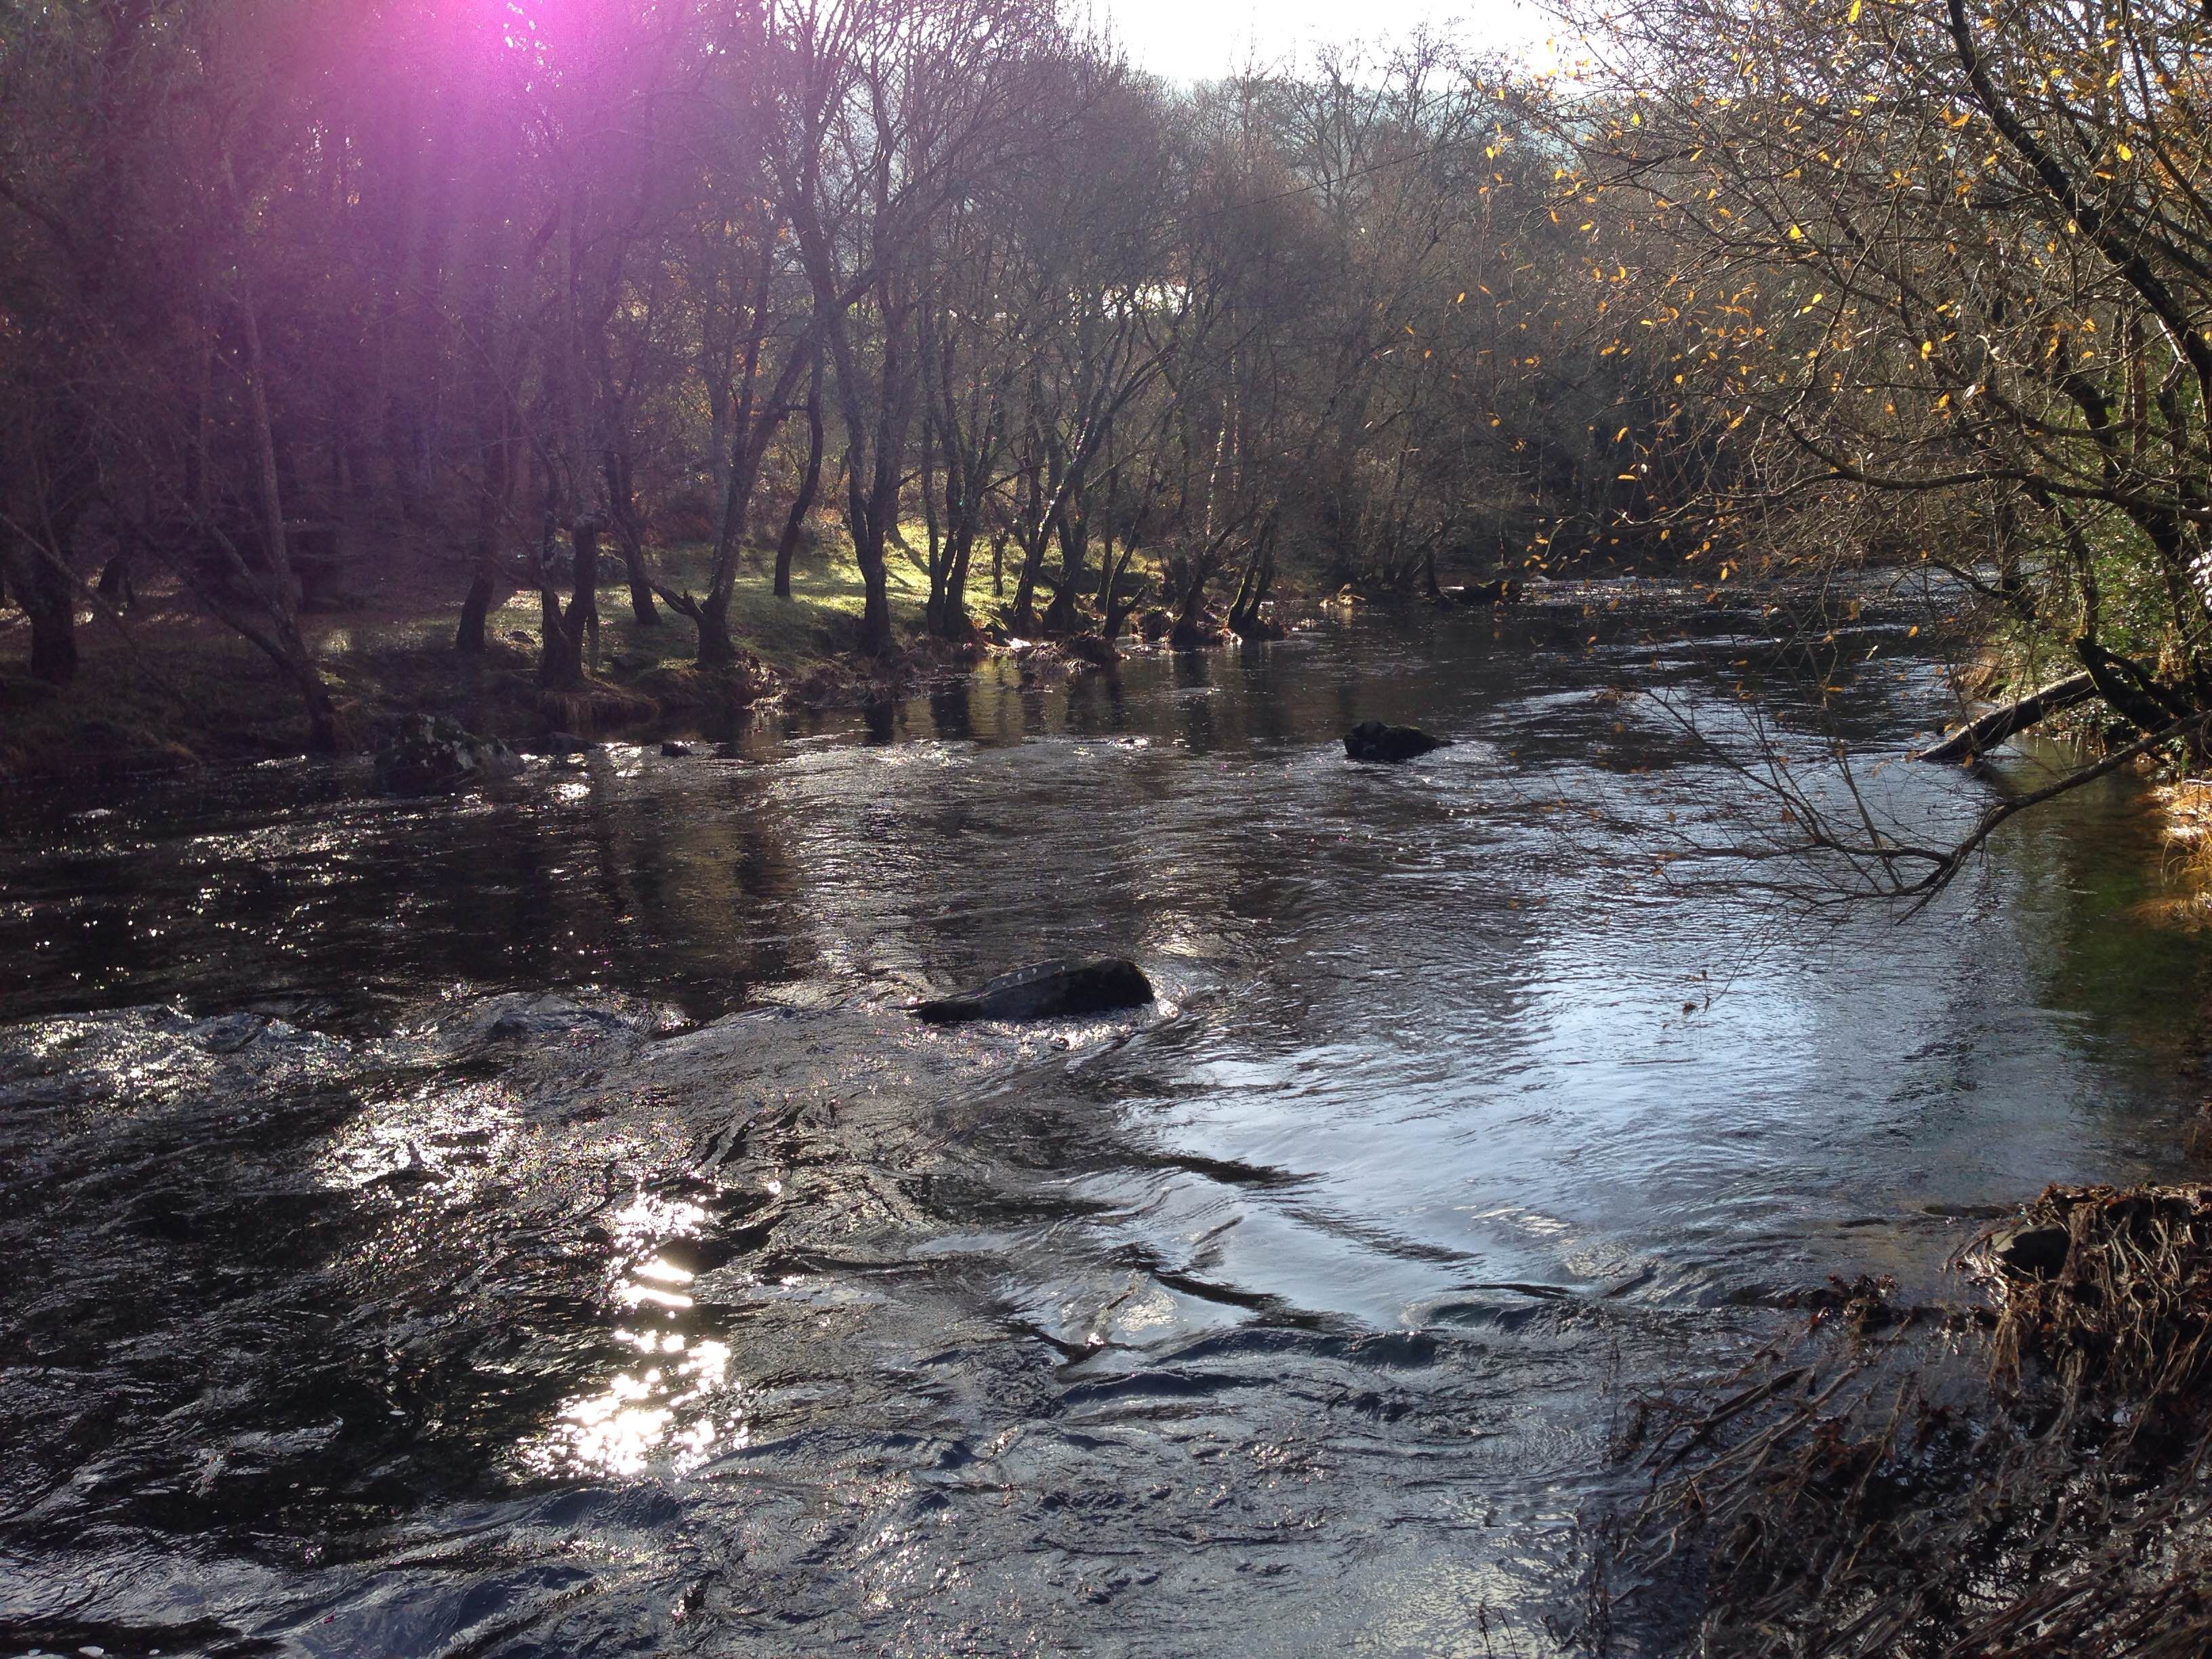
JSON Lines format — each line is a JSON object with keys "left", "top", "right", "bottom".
{"left": 0, "top": 0, "right": 1678, "bottom": 749}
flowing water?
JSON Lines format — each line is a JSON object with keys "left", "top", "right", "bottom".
{"left": 3, "top": 587, "right": 2207, "bottom": 1657}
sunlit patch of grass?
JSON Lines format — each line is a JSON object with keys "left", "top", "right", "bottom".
{"left": 606, "top": 535, "right": 933, "bottom": 674}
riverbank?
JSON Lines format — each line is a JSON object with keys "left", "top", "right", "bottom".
{"left": 0, "top": 539, "right": 1119, "bottom": 782}
{"left": 1, "top": 547, "right": 1895, "bottom": 786}
{"left": 1607, "top": 1179, "right": 2212, "bottom": 1656}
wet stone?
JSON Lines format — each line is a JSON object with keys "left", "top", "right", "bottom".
{"left": 1992, "top": 1223, "right": 2072, "bottom": 1279}
{"left": 1343, "top": 720, "right": 1446, "bottom": 763}
{"left": 913, "top": 958, "right": 1154, "bottom": 1023}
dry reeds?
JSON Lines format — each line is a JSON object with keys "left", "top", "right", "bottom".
{"left": 1598, "top": 1185, "right": 2212, "bottom": 1658}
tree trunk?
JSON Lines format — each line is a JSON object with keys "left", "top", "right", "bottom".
{"left": 2, "top": 532, "right": 77, "bottom": 685}
{"left": 1042, "top": 512, "right": 1088, "bottom": 635}
{"left": 98, "top": 552, "right": 133, "bottom": 609}
{"left": 857, "top": 534, "right": 894, "bottom": 656}
{"left": 539, "top": 520, "right": 600, "bottom": 691}
{"left": 776, "top": 347, "right": 825, "bottom": 600}
{"left": 232, "top": 248, "right": 342, "bottom": 754}
{"left": 693, "top": 590, "right": 737, "bottom": 668}
{"left": 457, "top": 425, "right": 511, "bottom": 654}
{"left": 1914, "top": 672, "right": 2098, "bottom": 763}
{"left": 455, "top": 573, "right": 496, "bottom": 654}
{"left": 1009, "top": 531, "right": 1049, "bottom": 634}
{"left": 603, "top": 446, "right": 659, "bottom": 626}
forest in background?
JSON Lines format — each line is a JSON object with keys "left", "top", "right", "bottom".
{"left": 3, "top": 0, "right": 2211, "bottom": 776}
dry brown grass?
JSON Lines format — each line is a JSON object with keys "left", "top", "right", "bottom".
{"left": 1598, "top": 1185, "right": 2212, "bottom": 1658}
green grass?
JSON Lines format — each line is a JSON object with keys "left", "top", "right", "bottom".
{"left": 586, "top": 538, "right": 937, "bottom": 675}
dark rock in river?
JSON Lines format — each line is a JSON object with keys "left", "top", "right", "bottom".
{"left": 913, "top": 958, "right": 1154, "bottom": 1023}
{"left": 1446, "top": 578, "right": 1522, "bottom": 607}
{"left": 661, "top": 741, "right": 694, "bottom": 757}
{"left": 1990, "top": 1221, "right": 2070, "bottom": 1279}
{"left": 1344, "top": 720, "right": 1446, "bottom": 763}
{"left": 544, "top": 731, "right": 588, "bottom": 757}
{"left": 373, "top": 714, "right": 520, "bottom": 798}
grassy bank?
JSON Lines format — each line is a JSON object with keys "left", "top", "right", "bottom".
{"left": 0, "top": 539, "right": 947, "bottom": 781}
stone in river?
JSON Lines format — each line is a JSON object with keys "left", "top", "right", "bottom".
{"left": 1344, "top": 720, "right": 1446, "bottom": 763}
{"left": 913, "top": 958, "right": 1154, "bottom": 1023}
{"left": 1989, "top": 1222, "right": 2070, "bottom": 1279}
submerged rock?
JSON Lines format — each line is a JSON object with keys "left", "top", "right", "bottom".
{"left": 913, "top": 958, "right": 1154, "bottom": 1023}
{"left": 373, "top": 714, "right": 520, "bottom": 798}
{"left": 1343, "top": 720, "right": 1446, "bottom": 763}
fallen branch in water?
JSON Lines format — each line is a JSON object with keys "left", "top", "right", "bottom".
{"left": 1912, "top": 671, "right": 2097, "bottom": 764}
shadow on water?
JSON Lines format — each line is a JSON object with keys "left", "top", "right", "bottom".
{"left": 2, "top": 589, "right": 2209, "bottom": 1654}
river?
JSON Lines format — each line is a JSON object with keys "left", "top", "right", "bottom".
{"left": 3, "top": 583, "right": 2205, "bottom": 1656}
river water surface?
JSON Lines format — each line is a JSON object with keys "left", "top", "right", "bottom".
{"left": 3, "top": 588, "right": 2207, "bottom": 1656}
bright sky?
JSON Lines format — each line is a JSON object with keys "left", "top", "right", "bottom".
{"left": 1099, "top": 0, "right": 1555, "bottom": 83}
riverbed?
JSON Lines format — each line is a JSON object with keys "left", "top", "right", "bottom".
{"left": 3, "top": 585, "right": 2205, "bottom": 1656}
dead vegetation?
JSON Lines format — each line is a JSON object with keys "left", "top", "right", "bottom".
{"left": 1597, "top": 1185, "right": 2212, "bottom": 1658}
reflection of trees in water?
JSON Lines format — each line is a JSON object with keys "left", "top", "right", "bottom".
{"left": 1061, "top": 668, "right": 1132, "bottom": 737}
{"left": 929, "top": 682, "right": 974, "bottom": 741}
{"left": 1989, "top": 762, "right": 2210, "bottom": 1071}
{"left": 861, "top": 697, "right": 897, "bottom": 745}
{"left": 418, "top": 762, "right": 813, "bottom": 1015}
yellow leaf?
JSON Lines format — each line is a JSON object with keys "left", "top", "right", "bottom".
{"left": 1614, "top": 425, "right": 1629, "bottom": 441}
{"left": 1847, "top": 0, "right": 1861, "bottom": 20}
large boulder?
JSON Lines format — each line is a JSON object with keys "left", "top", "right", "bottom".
{"left": 373, "top": 715, "right": 520, "bottom": 798}
{"left": 1344, "top": 720, "right": 1446, "bottom": 763}
{"left": 913, "top": 958, "right": 1154, "bottom": 1023}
